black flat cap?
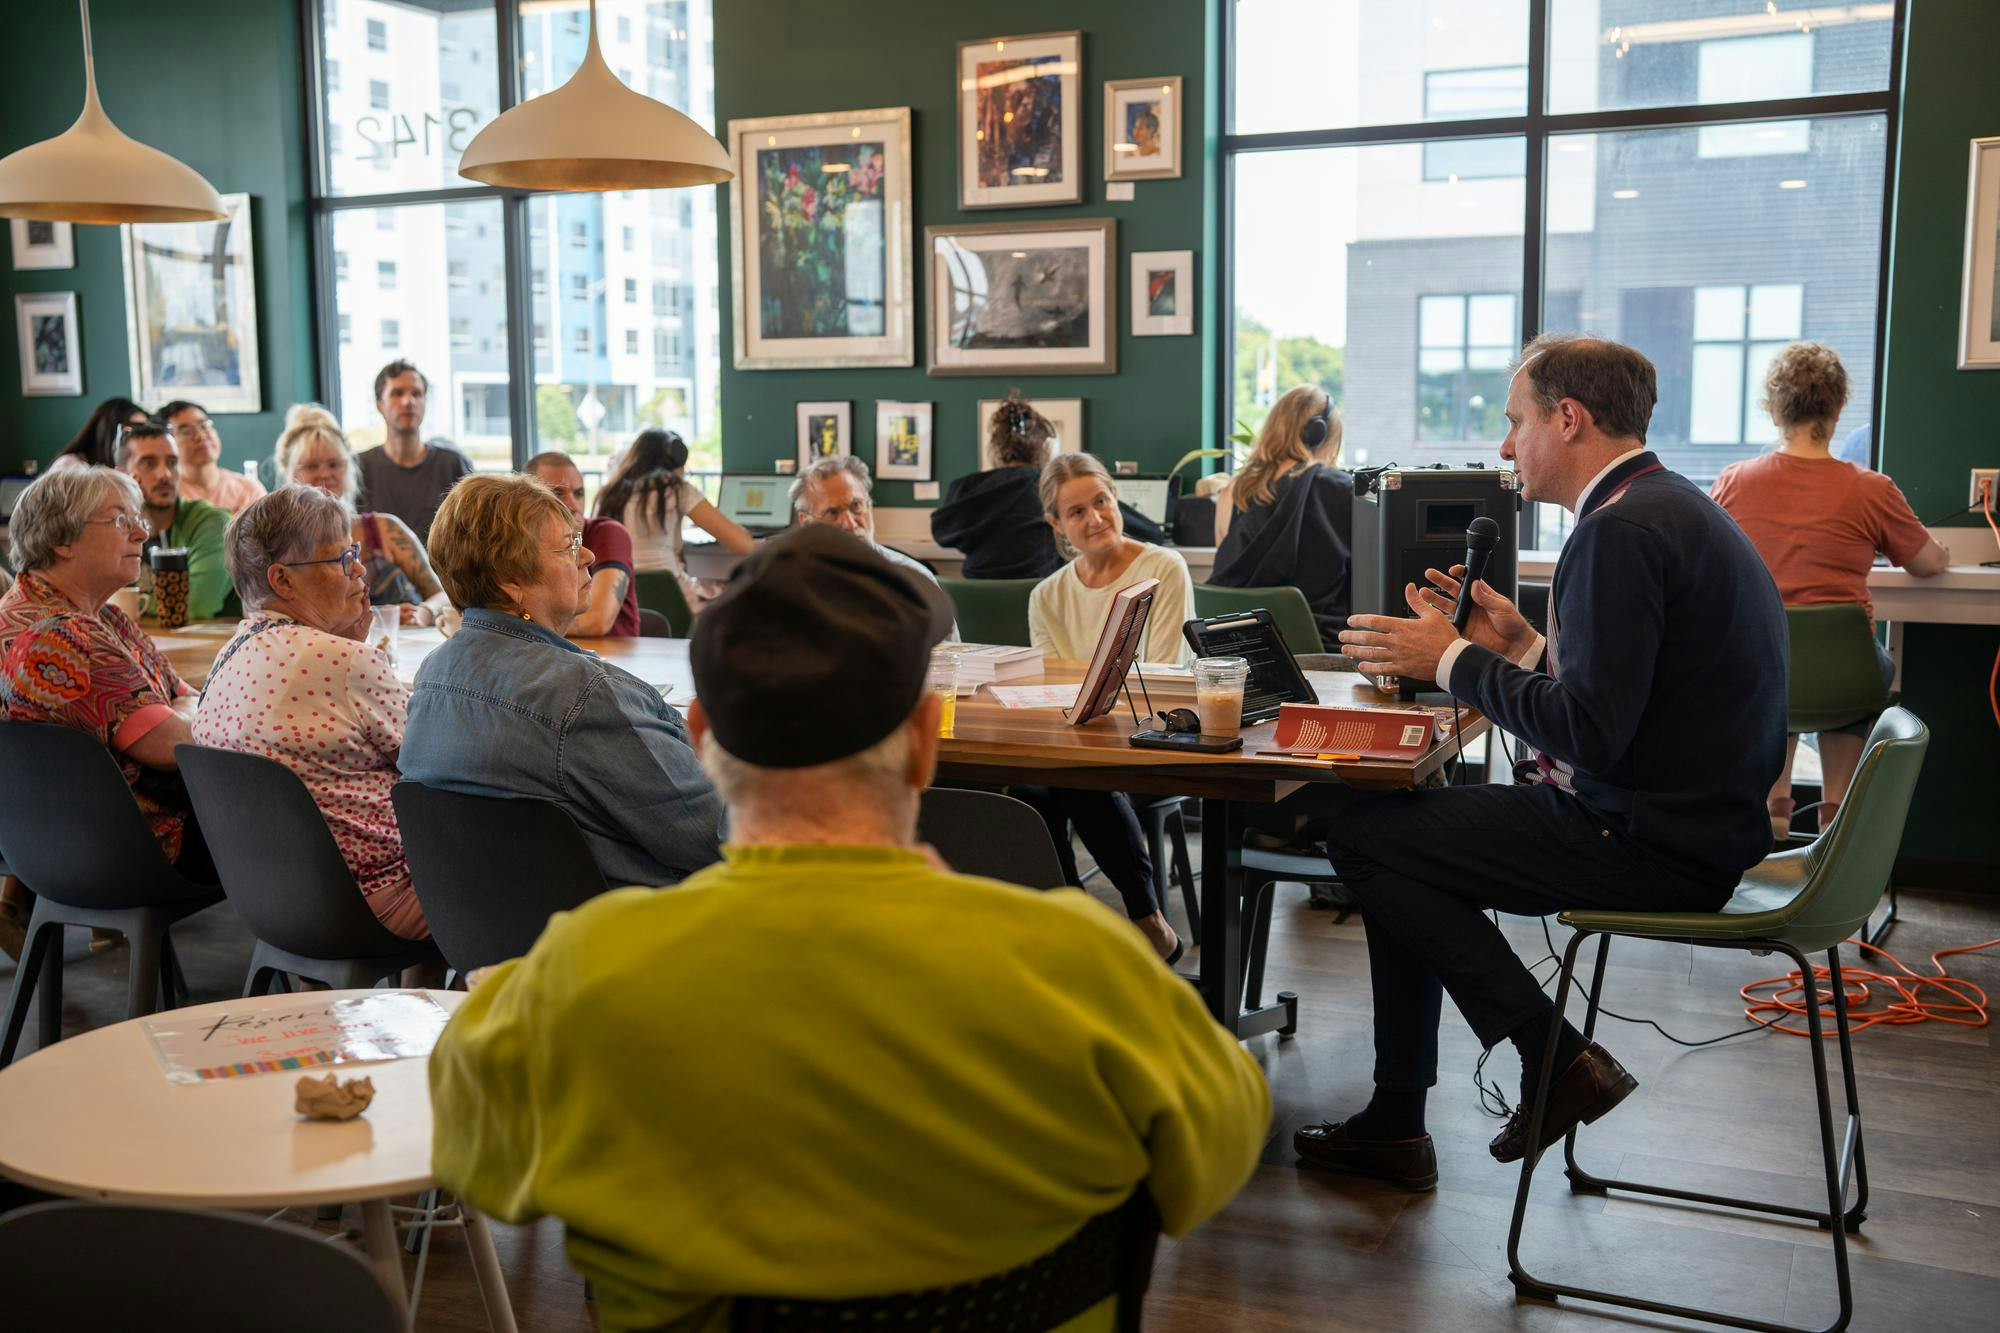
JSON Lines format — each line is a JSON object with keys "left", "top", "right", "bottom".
{"left": 690, "top": 524, "right": 956, "bottom": 767}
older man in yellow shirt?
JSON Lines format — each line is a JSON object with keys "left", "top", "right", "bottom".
{"left": 429, "top": 523, "right": 1270, "bottom": 1333}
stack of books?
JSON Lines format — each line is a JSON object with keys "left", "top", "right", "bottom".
{"left": 936, "top": 643, "right": 1046, "bottom": 688}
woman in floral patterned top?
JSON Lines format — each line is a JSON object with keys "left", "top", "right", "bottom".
{"left": 191, "top": 485, "right": 428, "bottom": 940}
{"left": 0, "top": 468, "right": 212, "bottom": 957}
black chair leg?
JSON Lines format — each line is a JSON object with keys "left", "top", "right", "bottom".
{"left": 1242, "top": 879, "right": 1278, "bottom": 1010}
{"left": 0, "top": 913, "right": 59, "bottom": 1066}
{"left": 1563, "top": 934, "right": 1614, "bottom": 1194}
{"left": 1796, "top": 944, "right": 1855, "bottom": 1329}
{"left": 38, "top": 923, "right": 64, "bottom": 1051}
{"left": 125, "top": 917, "right": 163, "bottom": 1020}
{"left": 1824, "top": 946, "right": 1869, "bottom": 1229}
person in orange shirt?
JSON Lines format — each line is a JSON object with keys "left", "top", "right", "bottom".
{"left": 1710, "top": 342, "right": 1950, "bottom": 834}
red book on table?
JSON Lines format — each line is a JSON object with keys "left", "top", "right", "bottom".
{"left": 1259, "top": 702, "right": 1439, "bottom": 761}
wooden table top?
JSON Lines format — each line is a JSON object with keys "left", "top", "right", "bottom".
{"left": 157, "top": 621, "right": 1483, "bottom": 802}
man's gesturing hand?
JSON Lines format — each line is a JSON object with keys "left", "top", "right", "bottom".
{"left": 1414, "top": 564, "right": 1538, "bottom": 661}
{"left": 1338, "top": 581, "right": 1464, "bottom": 681}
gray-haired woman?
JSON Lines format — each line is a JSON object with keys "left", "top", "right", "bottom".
{"left": 190, "top": 485, "right": 428, "bottom": 939}
{"left": 0, "top": 467, "right": 212, "bottom": 958}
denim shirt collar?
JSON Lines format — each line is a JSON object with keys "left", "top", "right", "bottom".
{"left": 458, "top": 605, "right": 593, "bottom": 656}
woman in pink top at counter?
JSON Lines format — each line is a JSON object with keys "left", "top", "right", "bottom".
{"left": 160, "top": 399, "right": 268, "bottom": 516}
{"left": 1710, "top": 341, "right": 1950, "bottom": 835}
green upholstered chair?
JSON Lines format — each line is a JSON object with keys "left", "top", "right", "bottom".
{"left": 1786, "top": 604, "right": 1896, "bottom": 735}
{"left": 1191, "top": 583, "right": 1325, "bottom": 656}
{"left": 937, "top": 577, "right": 1040, "bottom": 647}
{"left": 632, "top": 570, "right": 694, "bottom": 638}
{"left": 1506, "top": 707, "right": 1929, "bottom": 1333}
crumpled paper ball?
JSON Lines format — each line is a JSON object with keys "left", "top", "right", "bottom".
{"left": 294, "top": 1073, "right": 376, "bottom": 1121}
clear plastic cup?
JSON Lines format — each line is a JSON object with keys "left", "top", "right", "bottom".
{"left": 369, "top": 604, "right": 400, "bottom": 666}
{"left": 928, "top": 647, "right": 959, "bottom": 737}
{"left": 1192, "top": 656, "right": 1250, "bottom": 737}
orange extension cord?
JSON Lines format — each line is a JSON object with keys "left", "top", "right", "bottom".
{"left": 1740, "top": 937, "right": 2000, "bottom": 1036}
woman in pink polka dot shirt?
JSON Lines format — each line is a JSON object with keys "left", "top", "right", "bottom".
{"left": 192, "top": 484, "right": 428, "bottom": 939}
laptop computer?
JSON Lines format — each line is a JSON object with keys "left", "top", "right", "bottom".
{"left": 1117, "top": 475, "right": 1175, "bottom": 527}
{"left": 714, "top": 473, "right": 794, "bottom": 537}
{"left": 0, "top": 477, "right": 35, "bottom": 525}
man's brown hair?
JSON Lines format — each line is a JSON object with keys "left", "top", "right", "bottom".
{"left": 1514, "top": 333, "right": 1658, "bottom": 443}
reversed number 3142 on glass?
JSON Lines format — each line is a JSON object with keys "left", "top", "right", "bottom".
{"left": 353, "top": 108, "right": 479, "bottom": 160}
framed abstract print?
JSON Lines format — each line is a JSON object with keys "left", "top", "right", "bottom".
{"left": 927, "top": 218, "right": 1116, "bottom": 376}
{"left": 957, "top": 31, "right": 1082, "bottom": 209}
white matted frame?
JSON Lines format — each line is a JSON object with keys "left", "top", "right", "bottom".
{"left": 927, "top": 218, "right": 1116, "bottom": 376}
{"left": 795, "top": 400, "right": 853, "bottom": 467}
{"left": 9, "top": 220, "right": 74, "bottom": 270}
{"left": 1104, "top": 77, "right": 1182, "bottom": 182}
{"left": 874, "top": 400, "right": 934, "bottom": 480}
{"left": 977, "top": 397, "right": 1082, "bottom": 465}
{"left": 729, "top": 107, "right": 914, "bottom": 370}
{"left": 957, "top": 31, "right": 1083, "bottom": 209}
{"left": 1130, "top": 250, "right": 1194, "bottom": 337}
{"left": 1960, "top": 136, "right": 2000, "bottom": 370}
{"left": 120, "top": 192, "right": 261, "bottom": 413}
{"left": 15, "top": 291, "right": 83, "bottom": 397}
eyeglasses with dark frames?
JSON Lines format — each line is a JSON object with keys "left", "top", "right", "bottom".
{"left": 281, "top": 543, "right": 364, "bottom": 577}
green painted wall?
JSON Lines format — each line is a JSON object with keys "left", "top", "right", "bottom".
{"left": 710, "top": 0, "right": 1213, "bottom": 508}
{"left": 1877, "top": 0, "right": 2000, "bottom": 880}
{"left": 0, "top": 0, "right": 314, "bottom": 478}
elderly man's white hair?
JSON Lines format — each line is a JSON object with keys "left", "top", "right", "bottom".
{"left": 696, "top": 721, "right": 914, "bottom": 821}
{"left": 789, "top": 454, "right": 873, "bottom": 516}
{"left": 8, "top": 466, "right": 143, "bottom": 574}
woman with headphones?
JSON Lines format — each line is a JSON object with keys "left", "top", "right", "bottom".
{"left": 1210, "top": 384, "right": 1356, "bottom": 646}
{"left": 595, "top": 428, "right": 755, "bottom": 609}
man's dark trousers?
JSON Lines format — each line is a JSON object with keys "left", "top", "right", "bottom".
{"left": 1328, "top": 781, "right": 1730, "bottom": 1092}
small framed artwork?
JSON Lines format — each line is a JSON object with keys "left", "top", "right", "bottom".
{"left": 121, "top": 192, "right": 261, "bottom": 413}
{"left": 9, "top": 219, "right": 74, "bottom": 270}
{"left": 927, "top": 218, "right": 1116, "bottom": 376}
{"left": 875, "top": 401, "right": 934, "bottom": 481}
{"left": 977, "top": 397, "right": 1083, "bottom": 465}
{"left": 1104, "top": 77, "right": 1182, "bottom": 182}
{"left": 15, "top": 292, "right": 82, "bottom": 397}
{"left": 1959, "top": 135, "right": 2000, "bottom": 369}
{"left": 957, "top": 31, "right": 1083, "bottom": 210}
{"left": 796, "top": 401, "right": 852, "bottom": 467}
{"left": 728, "top": 106, "right": 915, "bottom": 370}
{"left": 1130, "top": 250, "right": 1194, "bottom": 337}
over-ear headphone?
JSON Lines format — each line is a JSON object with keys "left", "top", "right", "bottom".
{"left": 660, "top": 430, "right": 690, "bottom": 472}
{"left": 1299, "top": 391, "right": 1334, "bottom": 452}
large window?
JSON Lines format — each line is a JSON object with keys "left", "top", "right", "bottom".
{"left": 1225, "top": 0, "right": 1900, "bottom": 546}
{"left": 307, "top": 0, "right": 721, "bottom": 484}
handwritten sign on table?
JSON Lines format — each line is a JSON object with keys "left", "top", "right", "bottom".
{"left": 142, "top": 991, "right": 451, "bottom": 1084}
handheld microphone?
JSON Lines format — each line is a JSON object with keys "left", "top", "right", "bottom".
{"left": 1450, "top": 516, "right": 1501, "bottom": 630}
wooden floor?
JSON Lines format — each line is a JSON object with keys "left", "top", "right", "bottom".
{"left": 5, "top": 867, "right": 1996, "bottom": 1332}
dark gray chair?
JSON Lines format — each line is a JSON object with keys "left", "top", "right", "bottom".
{"left": 176, "top": 745, "right": 440, "bottom": 994}
{"left": 637, "top": 607, "right": 674, "bottom": 638}
{"left": 918, "top": 787, "right": 1068, "bottom": 890}
{"left": 734, "top": 1187, "right": 1159, "bottom": 1332}
{"left": 0, "top": 1200, "right": 401, "bottom": 1333}
{"left": 392, "top": 782, "right": 612, "bottom": 974}
{"left": 0, "top": 723, "right": 223, "bottom": 1066}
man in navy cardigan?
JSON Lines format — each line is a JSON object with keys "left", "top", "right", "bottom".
{"left": 1296, "top": 334, "right": 1787, "bottom": 1191}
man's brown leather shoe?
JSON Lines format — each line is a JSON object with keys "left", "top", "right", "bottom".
{"left": 1489, "top": 1041, "right": 1638, "bottom": 1164}
{"left": 1294, "top": 1121, "right": 1438, "bottom": 1191}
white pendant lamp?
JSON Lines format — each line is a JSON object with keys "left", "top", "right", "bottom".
{"left": 0, "top": 0, "right": 225, "bottom": 224}
{"left": 458, "top": 0, "right": 732, "bottom": 191}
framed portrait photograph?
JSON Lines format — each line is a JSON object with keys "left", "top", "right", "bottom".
{"left": 15, "top": 292, "right": 82, "bottom": 397}
{"left": 729, "top": 106, "right": 914, "bottom": 371}
{"left": 874, "top": 401, "right": 935, "bottom": 481}
{"left": 1960, "top": 135, "right": 2000, "bottom": 370}
{"left": 927, "top": 218, "right": 1116, "bottom": 377}
{"left": 977, "top": 397, "right": 1082, "bottom": 466}
{"left": 796, "top": 400, "right": 853, "bottom": 467}
{"left": 120, "top": 192, "right": 261, "bottom": 413}
{"left": 1104, "top": 77, "right": 1182, "bottom": 182}
{"left": 10, "top": 219, "right": 74, "bottom": 270}
{"left": 957, "top": 31, "right": 1083, "bottom": 209}
{"left": 1130, "top": 250, "right": 1194, "bottom": 337}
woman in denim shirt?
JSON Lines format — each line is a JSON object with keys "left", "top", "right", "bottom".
{"left": 399, "top": 473, "right": 723, "bottom": 886}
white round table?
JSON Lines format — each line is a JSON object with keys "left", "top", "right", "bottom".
{"left": 0, "top": 988, "right": 515, "bottom": 1331}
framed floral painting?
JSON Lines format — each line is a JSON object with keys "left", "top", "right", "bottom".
{"left": 728, "top": 107, "right": 914, "bottom": 370}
